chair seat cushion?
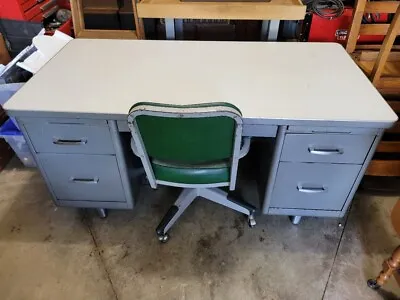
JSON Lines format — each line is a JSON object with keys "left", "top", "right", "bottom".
{"left": 152, "top": 159, "right": 230, "bottom": 184}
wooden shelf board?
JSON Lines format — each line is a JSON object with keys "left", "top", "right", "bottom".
{"left": 386, "top": 121, "right": 400, "bottom": 133}
{"left": 366, "top": 159, "right": 400, "bottom": 176}
{"left": 83, "top": 6, "right": 119, "bottom": 13}
{"left": 356, "top": 45, "right": 400, "bottom": 51}
{"left": 77, "top": 29, "right": 138, "bottom": 39}
{"left": 83, "top": 2, "right": 134, "bottom": 13}
{"left": 352, "top": 50, "right": 400, "bottom": 62}
{"left": 376, "top": 141, "right": 400, "bottom": 153}
{"left": 376, "top": 77, "right": 400, "bottom": 93}
{"left": 137, "top": 0, "right": 306, "bottom": 20}
{"left": 353, "top": 57, "right": 400, "bottom": 94}
{"left": 359, "top": 24, "right": 393, "bottom": 35}
{"left": 388, "top": 100, "right": 400, "bottom": 112}
{"left": 359, "top": 60, "right": 400, "bottom": 77}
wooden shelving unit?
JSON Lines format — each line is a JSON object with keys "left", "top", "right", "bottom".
{"left": 354, "top": 58, "right": 400, "bottom": 94}
{"left": 346, "top": 0, "right": 400, "bottom": 177}
{"left": 82, "top": 0, "right": 119, "bottom": 13}
{"left": 346, "top": 0, "right": 400, "bottom": 94}
{"left": 137, "top": 0, "right": 306, "bottom": 20}
{"left": 83, "top": 5, "right": 119, "bottom": 13}
{"left": 366, "top": 96, "right": 400, "bottom": 177}
{"left": 70, "top": 0, "right": 145, "bottom": 39}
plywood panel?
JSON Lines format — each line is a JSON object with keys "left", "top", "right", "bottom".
{"left": 376, "top": 141, "right": 400, "bottom": 153}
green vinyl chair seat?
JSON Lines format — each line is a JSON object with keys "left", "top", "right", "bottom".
{"left": 152, "top": 159, "right": 230, "bottom": 184}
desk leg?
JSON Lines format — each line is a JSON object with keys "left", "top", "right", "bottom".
{"left": 96, "top": 208, "right": 108, "bottom": 219}
{"left": 109, "top": 120, "right": 135, "bottom": 209}
{"left": 175, "top": 19, "right": 184, "bottom": 40}
{"left": 289, "top": 215, "right": 302, "bottom": 225}
{"left": 260, "top": 20, "right": 280, "bottom": 41}
{"left": 267, "top": 20, "right": 280, "bottom": 41}
{"left": 261, "top": 126, "right": 287, "bottom": 214}
{"left": 165, "top": 19, "right": 176, "bottom": 40}
{"left": 260, "top": 20, "right": 269, "bottom": 41}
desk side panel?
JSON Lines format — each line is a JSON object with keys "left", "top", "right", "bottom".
{"left": 339, "top": 130, "right": 383, "bottom": 216}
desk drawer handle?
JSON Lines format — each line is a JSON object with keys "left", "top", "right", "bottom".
{"left": 297, "top": 186, "right": 326, "bottom": 193}
{"left": 70, "top": 177, "right": 99, "bottom": 184}
{"left": 53, "top": 138, "right": 87, "bottom": 145}
{"left": 308, "top": 147, "right": 343, "bottom": 155}
{"left": 41, "top": 0, "right": 56, "bottom": 11}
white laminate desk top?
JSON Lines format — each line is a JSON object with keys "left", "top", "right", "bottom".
{"left": 5, "top": 39, "right": 397, "bottom": 127}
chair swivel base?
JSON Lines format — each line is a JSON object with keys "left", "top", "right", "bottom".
{"left": 156, "top": 187, "right": 256, "bottom": 242}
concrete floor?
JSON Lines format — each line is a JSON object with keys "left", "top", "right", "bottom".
{"left": 0, "top": 158, "right": 399, "bottom": 300}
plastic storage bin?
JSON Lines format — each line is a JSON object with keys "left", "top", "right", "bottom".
{"left": 0, "top": 119, "right": 36, "bottom": 167}
{"left": 0, "top": 83, "right": 24, "bottom": 129}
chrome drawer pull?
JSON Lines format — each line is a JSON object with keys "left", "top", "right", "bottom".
{"left": 297, "top": 186, "right": 326, "bottom": 193}
{"left": 308, "top": 147, "right": 343, "bottom": 155}
{"left": 53, "top": 138, "right": 87, "bottom": 145}
{"left": 69, "top": 177, "right": 99, "bottom": 184}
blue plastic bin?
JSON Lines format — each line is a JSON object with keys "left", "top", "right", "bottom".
{"left": 0, "top": 83, "right": 24, "bottom": 129}
{"left": 0, "top": 119, "right": 36, "bottom": 167}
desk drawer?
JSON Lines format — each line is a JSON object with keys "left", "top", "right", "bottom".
{"left": 242, "top": 124, "right": 277, "bottom": 137}
{"left": 24, "top": 0, "right": 56, "bottom": 20}
{"left": 22, "top": 118, "right": 115, "bottom": 154}
{"left": 281, "top": 134, "right": 374, "bottom": 164}
{"left": 117, "top": 121, "right": 279, "bottom": 137}
{"left": 271, "top": 162, "right": 361, "bottom": 210}
{"left": 38, "top": 153, "right": 125, "bottom": 202}
{"left": 21, "top": 0, "right": 40, "bottom": 12}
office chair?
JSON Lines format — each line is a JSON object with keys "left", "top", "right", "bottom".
{"left": 128, "top": 102, "right": 256, "bottom": 242}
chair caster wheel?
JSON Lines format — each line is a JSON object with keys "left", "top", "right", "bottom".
{"left": 248, "top": 215, "right": 256, "bottom": 228}
{"left": 367, "top": 279, "right": 380, "bottom": 290}
{"left": 157, "top": 233, "right": 169, "bottom": 243}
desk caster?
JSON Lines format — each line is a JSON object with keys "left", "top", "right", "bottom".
{"left": 367, "top": 279, "right": 380, "bottom": 290}
{"left": 157, "top": 233, "right": 169, "bottom": 243}
{"left": 248, "top": 215, "right": 256, "bottom": 228}
{"left": 96, "top": 208, "right": 108, "bottom": 219}
{"left": 289, "top": 216, "right": 302, "bottom": 225}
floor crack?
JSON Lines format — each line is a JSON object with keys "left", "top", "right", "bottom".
{"left": 81, "top": 210, "right": 120, "bottom": 300}
{"left": 321, "top": 205, "right": 353, "bottom": 300}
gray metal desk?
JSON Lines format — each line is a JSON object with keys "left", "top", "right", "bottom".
{"left": 4, "top": 39, "right": 397, "bottom": 222}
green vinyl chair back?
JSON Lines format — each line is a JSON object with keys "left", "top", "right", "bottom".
{"left": 128, "top": 102, "right": 243, "bottom": 190}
